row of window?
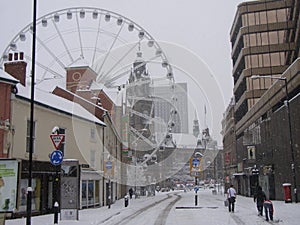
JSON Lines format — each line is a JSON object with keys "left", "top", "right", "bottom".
{"left": 244, "top": 30, "right": 287, "bottom": 47}
{"left": 245, "top": 52, "right": 286, "bottom": 69}
{"left": 242, "top": 8, "right": 289, "bottom": 26}
{"left": 246, "top": 74, "right": 282, "bottom": 91}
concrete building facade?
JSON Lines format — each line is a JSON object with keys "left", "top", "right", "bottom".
{"left": 223, "top": 0, "right": 300, "bottom": 201}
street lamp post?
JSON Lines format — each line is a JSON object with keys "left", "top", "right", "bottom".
{"left": 27, "top": 1, "right": 37, "bottom": 224}
{"left": 251, "top": 75, "right": 297, "bottom": 203}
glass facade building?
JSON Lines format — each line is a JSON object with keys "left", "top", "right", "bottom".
{"left": 230, "top": 0, "right": 294, "bottom": 122}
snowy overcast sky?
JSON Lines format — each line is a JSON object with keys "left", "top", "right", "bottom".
{"left": 0, "top": 0, "right": 246, "bottom": 143}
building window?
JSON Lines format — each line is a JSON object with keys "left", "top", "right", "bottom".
{"left": 267, "top": 10, "right": 277, "bottom": 23}
{"left": 26, "top": 120, "right": 36, "bottom": 153}
{"left": 269, "top": 31, "right": 279, "bottom": 45}
{"left": 90, "top": 128, "right": 96, "bottom": 140}
{"left": 262, "top": 54, "right": 271, "bottom": 67}
{"left": 225, "top": 152, "right": 231, "bottom": 165}
{"left": 260, "top": 11, "right": 267, "bottom": 24}
{"left": 90, "top": 149, "right": 96, "bottom": 168}
{"left": 276, "top": 8, "right": 288, "bottom": 23}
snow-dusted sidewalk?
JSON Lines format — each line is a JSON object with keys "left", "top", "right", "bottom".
{"left": 4, "top": 189, "right": 300, "bottom": 225}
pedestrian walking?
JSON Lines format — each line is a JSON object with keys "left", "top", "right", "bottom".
{"left": 254, "top": 186, "right": 266, "bottom": 216}
{"left": 129, "top": 188, "right": 133, "bottom": 199}
{"left": 263, "top": 199, "right": 274, "bottom": 221}
{"left": 227, "top": 184, "right": 237, "bottom": 212}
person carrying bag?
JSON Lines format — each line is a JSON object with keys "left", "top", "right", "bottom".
{"left": 227, "top": 184, "right": 237, "bottom": 213}
{"left": 224, "top": 198, "right": 229, "bottom": 207}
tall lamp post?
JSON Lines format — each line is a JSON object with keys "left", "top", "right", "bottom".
{"left": 251, "top": 75, "right": 297, "bottom": 203}
{"left": 27, "top": 0, "right": 37, "bottom": 224}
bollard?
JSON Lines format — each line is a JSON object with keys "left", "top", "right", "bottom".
{"left": 194, "top": 186, "right": 199, "bottom": 206}
{"left": 54, "top": 201, "right": 59, "bottom": 224}
{"left": 124, "top": 195, "right": 129, "bottom": 207}
{"left": 108, "top": 196, "right": 111, "bottom": 209}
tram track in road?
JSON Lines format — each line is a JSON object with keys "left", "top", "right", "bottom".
{"left": 96, "top": 193, "right": 181, "bottom": 225}
{"left": 119, "top": 193, "right": 181, "bottom": 225}
{"left": 154, "top": 193, "right": 181, "bottom": 225}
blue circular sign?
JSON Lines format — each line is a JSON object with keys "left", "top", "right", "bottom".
{"left": 50, "top": 150, "right": 64, "bottom": 166}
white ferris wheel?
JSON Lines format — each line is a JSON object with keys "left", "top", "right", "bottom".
{"left": 1, "top": 7, "right": 180, "bottom": 183}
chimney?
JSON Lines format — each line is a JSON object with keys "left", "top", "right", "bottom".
{"left": 4, "top": 52, "right": 27, "bottom": 86}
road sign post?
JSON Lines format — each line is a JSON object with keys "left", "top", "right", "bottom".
{"left": 190, "top": 154, "right": 203, "bottom": 206}
{"left": 49, "top": 131, "right": 65, "bottom": 224}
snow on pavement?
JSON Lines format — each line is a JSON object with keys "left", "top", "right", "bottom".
{"left": 4, "top": 189, "right": 300, "bottom": 225}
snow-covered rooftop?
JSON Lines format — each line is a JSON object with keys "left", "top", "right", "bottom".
{"left": 66, "top": 56, "right": 90, "bottom": 68}
{"left": 16, "top": 84, "right": 106, "bottom": 126}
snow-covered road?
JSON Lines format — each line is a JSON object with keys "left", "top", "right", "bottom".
{"left": 5, "top": 189, "right": 300, "bottom": 225}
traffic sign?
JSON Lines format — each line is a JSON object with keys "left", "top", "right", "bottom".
{"left": 50, "top": 150, "right": 64, "bottom": 166}
{"left": 106, "top": 161, "right": 113, "bottom": 169}
{"left": 190, "top": 156, "right": 203, "bottom": 177}
{"left": 50, "top": 134, "right": 65, "bottom": 149}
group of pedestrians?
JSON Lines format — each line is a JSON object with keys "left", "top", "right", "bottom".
{"left": 226, "top": 184, "right": 274, "bottom": 221}
{"left": 253, "top": 185, "right": 274, "bottom": 221}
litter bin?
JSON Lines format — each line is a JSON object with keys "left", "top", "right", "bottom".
{"left": 283, "top": 183, "right": 292, "bottom": 203}
{"left": 124, "top": 195, "right": 129, "bottom": 207}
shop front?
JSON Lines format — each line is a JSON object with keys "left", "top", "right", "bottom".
{"left": 15, "top": 160, "right": 59, "bottom": 217}
{"left": 81, "top": 169, "right": 103, "bottom": 209}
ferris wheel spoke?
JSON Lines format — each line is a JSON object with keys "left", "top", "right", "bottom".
{"left": 104, "top": 54, "right": 161, "bottom": 86}
{"left": 129, "top": 108, "right": 154, "bottom": 122}
{"left": 104, "top": 67, "right": 132, "bottom": 87}
{"left": 75, "top": 11, "right": 84, "bottom": 57}
{"left": 25, "top": 55, "right": 64, "bottom": 80}
{"left": 51, "top": 18, "right": 74, "bottom": 62}
{"left": 35, "top": 35, "right": 66, "bottom": 69}
{"left": 96, "top": 23, "right": 125, "bottom": 76}
{"left": 130, "top": 127, "right": 156, "bottom": 148}
{"left": 102, "top": 42, "right": 139, "bottom": 81}
{"left": 127, "top": 95, "right": 154, "bottom": 102}
{"left": 92, "top": 14, "right": 103, "bottom": 68}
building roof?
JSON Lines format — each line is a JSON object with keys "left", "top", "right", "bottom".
{"left": 65, "top": 56, "right": 90, "bottom": 68}
{"left": 15, "top": 84, "right": 106, "bottom": 126}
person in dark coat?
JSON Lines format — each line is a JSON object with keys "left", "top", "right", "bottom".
{"left": 254, "top": 186, "right": 266, "bottom": 216}
{"left": 129, "top": 188, "right": 133, "bottom": 199}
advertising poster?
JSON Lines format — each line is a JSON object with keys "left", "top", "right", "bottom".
{"left": 0, "top": 160, "right": 19, "bottom": 212}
